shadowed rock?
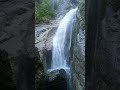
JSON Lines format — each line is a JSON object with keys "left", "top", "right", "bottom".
{"left": 86, "top": 0, "right": 120, "bottom": 90}
{"left": 0, "top": 49, "right": 16, "bottom": 90}
{"left": 0, "top": 0, "right": 35, "bottom": 90}
{"left": 47, "top": 69, "right": 67, "bottom": 90}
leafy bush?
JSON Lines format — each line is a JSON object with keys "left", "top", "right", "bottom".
{"left": 78, "top": 0, "right": 85, "bottom": 29}
{"left": 35, "top": 0, "right": 56, "bottom": 23}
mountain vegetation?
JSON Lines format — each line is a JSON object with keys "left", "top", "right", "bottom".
{"left": 35, "top": 0, "right": 56, "bottom": 23}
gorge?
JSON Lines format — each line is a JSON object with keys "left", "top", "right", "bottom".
{"left": 0, "top": 0, "right": 120, "bottom": 90}
{"left": 35, "top": 0, "right": 85, "bottom": 90}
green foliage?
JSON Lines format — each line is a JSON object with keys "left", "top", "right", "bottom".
{"left": 35, "top": 0, "right": 56, "bottom": 23}
{"left": 79, "top": 0, "right": 85, "bottom": 29}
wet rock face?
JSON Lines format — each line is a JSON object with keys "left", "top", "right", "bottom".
{"left": 47, "top": 69, "right": 67, "bottom": 90}
{"left": 43, "top": 49, "right": 52, "bottom": 69}
{"left": 86, "top": 0, "right": 120, "bottom": 90}
{"left": 47, "top": 69, "right": 67, "bottom": 81}
{"left": 70, "top": 0, "right": 85, "bottom": 89}
{"left": 71, "top": 29, "right": 85, "bottom": 90}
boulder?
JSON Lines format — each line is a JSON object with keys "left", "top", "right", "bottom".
{"left": 47, "top": 69, "right": 67, "bottom": 81}
{"left": 47, "top": 69, "right": 67, "bottom": 90}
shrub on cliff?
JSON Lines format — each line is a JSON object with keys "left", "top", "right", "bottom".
{"left": 79, "top": 0, "right": 85, "bottom": 29}
{"left": 35, "top": 0, "right": 56, "bottom": 23}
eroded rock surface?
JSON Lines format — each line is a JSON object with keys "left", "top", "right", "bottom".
{"left": 71, "top": 29, "right": 85, "bottom": 90}
{"left": 35, "top": 18, "right": 60, "bottom": 71}
{"left": 47, "top": 69, "right": 67, "bottom": 90}
{"left": 70, "top": 0, "right": 85, "bottom": 90}
{"left": 86, "top": 0, "right": 120, "bottom": 90}
{"left": 0, "top": 0, "right": 34, "bottom": 90}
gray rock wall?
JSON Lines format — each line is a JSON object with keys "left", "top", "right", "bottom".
{"left": 71, "top": 29, "right": 85, "bottom": 90}
{"left": 0, "top": 0, "right": 34, "bottom": 90}
{"left": 70, "top": 0, "right": 85, "bottom": 89}
{"left": 86, "top": 0, "right": 120, "bottom": 90}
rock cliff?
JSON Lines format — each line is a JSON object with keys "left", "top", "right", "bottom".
{"left": 0, "top": 0, "right": 34, "bottom": 90}
{"left": 86, "top": 0, "right": 120, "bottom": 90}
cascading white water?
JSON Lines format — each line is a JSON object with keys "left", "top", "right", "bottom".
{"left": 48, "top": 8, "right": 78, "bottom": 90}
{"left": 51, "top": 8, "right": 77, "bottom": 70}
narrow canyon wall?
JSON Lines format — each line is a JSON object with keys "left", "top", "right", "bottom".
{"left": 0, "top": 0, "right": 34, "bottom": 90}
{"left": 86, "top": 0, "right": 120, "bottom": 90}
{"left": 71, "top": 0, "right": 85, "bottom": 90}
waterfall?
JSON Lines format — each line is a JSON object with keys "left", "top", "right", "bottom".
{"left": 48, "top": 8, "right": 78, "bottom": 90}
{"left": 51, "top": 8, "right": 77, "bottom": 70}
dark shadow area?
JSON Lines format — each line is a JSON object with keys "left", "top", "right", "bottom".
{"left": 86, "top": 0, "right": 120, "bottom": 90}
{"left": 0, "top": 49, "right": 16, "bottom": 90}
{"left": 0, "top": 0, "right": 35, "bottom": 90}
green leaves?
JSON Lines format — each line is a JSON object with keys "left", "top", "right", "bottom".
{"left": 35, "top": 0, "right": 56, "bottom": 23}
{"left": 79, "top": 0, "right": 85, "bottom": 29}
